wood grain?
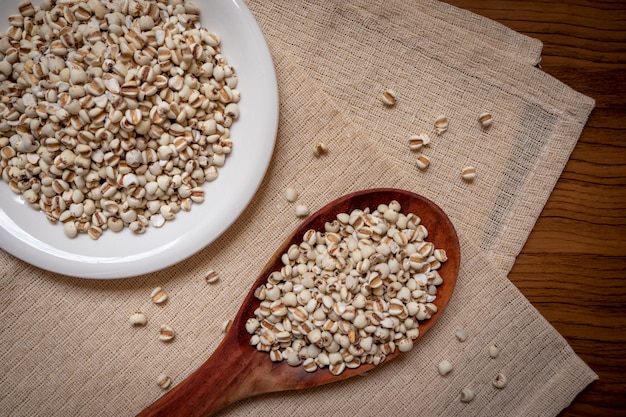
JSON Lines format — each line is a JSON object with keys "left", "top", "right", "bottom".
{"left": 442, "top": 1, "right": 626, "bottom": 416}
{"left": 137, "top": 189, "right": 460, "bottom": 417}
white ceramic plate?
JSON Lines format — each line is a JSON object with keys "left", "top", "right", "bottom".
{"left": 0, "top": 0, "right": 278, "bottom": 278}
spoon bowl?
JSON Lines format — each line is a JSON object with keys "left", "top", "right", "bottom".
{"left": 137, "top": 188, "right": 460, "bottom": 417}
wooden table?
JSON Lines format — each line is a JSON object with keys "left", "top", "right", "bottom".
{"left": 443, "top": 1, "right": 626, "bottom": 415}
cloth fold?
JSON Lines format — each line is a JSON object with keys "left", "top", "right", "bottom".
{"left": 0, "top": 1, "right": 597, "bottom": 416}
{"left": 389, "top": 0, "right": 545, "bottom": 66}
{"left": 246, "top": 0, "right": 595, "bottom": 274}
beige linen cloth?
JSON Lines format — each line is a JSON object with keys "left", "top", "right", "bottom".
{"left": 0, "top": 0, "right": 597, "bottom": 416}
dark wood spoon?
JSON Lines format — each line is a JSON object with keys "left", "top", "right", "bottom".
{"left": 137, "top": 188, "right": 460, "bottom": 417}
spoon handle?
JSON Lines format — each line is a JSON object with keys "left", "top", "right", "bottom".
{"left": 137, "top": 189, "right": 460, "bottom": 417}
{"left": 136, "top": 335, "right": 256, "bottom": 417}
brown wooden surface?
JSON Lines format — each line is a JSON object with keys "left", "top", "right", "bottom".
{"left": 138, "top": 189, "right": 460, "bottom": 417}
{"left": 442, "top": 1, "right": 626, "bottom": 416}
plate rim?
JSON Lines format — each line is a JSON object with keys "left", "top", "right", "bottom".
{"left": 0, "top": 0, "right": 279, "bottom": 279}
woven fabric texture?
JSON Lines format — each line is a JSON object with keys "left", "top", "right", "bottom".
{"left": 0, "top": 1, "right": 596, "bottom": 416}
{"left": 246, "top": 0, "right": 594, "bottom": 274}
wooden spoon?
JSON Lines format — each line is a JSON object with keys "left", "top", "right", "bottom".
{"left": 137, "top": 188, "right": 460, "bottom": 417}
